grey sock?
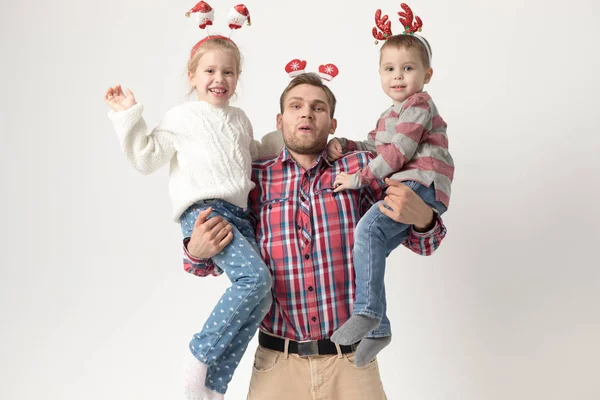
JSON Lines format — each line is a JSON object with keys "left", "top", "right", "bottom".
{"left": 331, "top": 314, "right": 380, "bottom": 345}
{"left": 354, "top": 336, "right": 392, "bottom": 368}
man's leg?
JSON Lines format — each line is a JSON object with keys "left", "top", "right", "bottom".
{"left": 246, "top": 346, "right": 387, "bottom": 400}
{"left": 246, "top": 345, "right": 313, "bottom": 400}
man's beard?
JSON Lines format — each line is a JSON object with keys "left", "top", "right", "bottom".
{"left": 283, "top": 133, "right": 328, "bottom": 155}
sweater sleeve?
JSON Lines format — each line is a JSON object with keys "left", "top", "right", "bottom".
{"left": 252, "top": 130, "right": 285, "bottom": 160}
{"left": 108, "top": 103, "right": 177, "bottom": 175}
{"left": 337, "top": 132, "right": 377, "bottom": 154}
{"left": 353, "top": 95, "right": 431, "bottom": 187}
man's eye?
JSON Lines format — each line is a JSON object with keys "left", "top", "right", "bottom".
{"left": 404, "top": 66, "right": 413, "bottom": 71}
{"left": 205, "top": 69, "right": 213, "bottom": 73}
{"left": 385, "top": 67, "right": 393, "bottom": 72}
{"left": 314, "top": 106, "right": 323, "bottom": 111}
{"left": 224, "top": 71, "right": 233, "bottom": 75}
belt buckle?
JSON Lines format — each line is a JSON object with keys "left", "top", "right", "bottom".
{"left": 297, "top": 340, "right": 319, "bottom": 357}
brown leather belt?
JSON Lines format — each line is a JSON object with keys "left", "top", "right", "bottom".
{"left": 258, "top": 331, "right": 359, "bottom": 356}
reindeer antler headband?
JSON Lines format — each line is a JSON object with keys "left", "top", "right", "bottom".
{"left": 186, "top": 2, "right": 251, "bottom": 59}
{"left": 284, "top": 59, "right": 339, "bottom": 82}
{"left": 373, "top": 3, "right": 432, "bottom": 63}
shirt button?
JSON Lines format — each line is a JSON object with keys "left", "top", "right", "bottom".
{"left": 332, "top": 192, "right": 337, "bottom": 197}
{"left": 304, "top": 254, "right": 310, "bottom": 260}
{"left": 308, "top": 286, "right": 314, "bottom": 292}
{"left": 296, "top": 225, "right": 301, "bottom": 230}
{"left": 300, "top": 196, "right": 306, "bottom": 202}
{"left": 311, "top": 317, "right": 317, "bottom": 322}
{"left": 268, "top": 205, "right": 272, "bottom": 210}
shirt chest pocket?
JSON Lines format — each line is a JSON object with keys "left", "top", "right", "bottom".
{"left": 257, "top": 198, "right": 292, "bottom": 245}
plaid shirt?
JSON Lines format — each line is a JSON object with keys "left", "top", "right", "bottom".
{"left": 183, "top": 148, "right": 447, "bottom": 341}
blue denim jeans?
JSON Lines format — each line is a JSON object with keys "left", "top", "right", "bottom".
{"left": 180, "top": 199, "right": 273, "bottom": 394}
{"left": 352, "top": 181, "right": 447, "bottom": 339}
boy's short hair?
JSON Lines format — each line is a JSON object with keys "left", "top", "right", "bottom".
{"left": 279, "top": 73, "right": 337, "bottom": 118}
{"left": 380, "top": 34, "right": 432, "bottom": 69}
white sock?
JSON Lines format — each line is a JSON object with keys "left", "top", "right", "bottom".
{"left": 204, "top": 388, "right": 224, "bottom": 400}
{"left": 183, "top": 351, "right": 208, "bottom": 400}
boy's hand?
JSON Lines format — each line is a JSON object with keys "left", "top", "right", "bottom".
{"left": 326, "top": 138, "right": 344, "bottom": 162}
{"left": 104, "top": 85, "right": 137, "bottom": 111}
{"left": 333, "top": 172, "right": 355, "bottom": 192}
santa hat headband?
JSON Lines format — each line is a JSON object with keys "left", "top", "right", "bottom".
{"left": 372, "top": 3, "right": 432, "bottom": 64}
{"left": 285, "top": 59, "right": 339, "bottom": 82}
{"left": 186, "top": 2, "right": 251, "bottom": 59}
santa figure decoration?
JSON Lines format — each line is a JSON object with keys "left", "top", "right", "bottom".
{"left": 228, "top": 4, "right": 251, "bottom": 30}
{"left": 185, "top": 1, "right": 215, "bottom": 30}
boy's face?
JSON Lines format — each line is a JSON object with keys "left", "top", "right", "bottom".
{"left": 277, "top": 84, "right": 337, "bottom": 155}
{"left": 379, "top": 46, "right": 433, "bottom": 106}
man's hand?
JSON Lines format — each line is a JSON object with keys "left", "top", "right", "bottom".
{"left": 187, "top": 207, "right": 233, "bottom": 259}
{"left": 104, "top": 85, "right": 137, "bottom": 111}
{"left": 326, "top": 138, "right": 344, "bottom": 162}
{"left": 333, "top": 172, "right": 356, "bottom": 193}
{"left": 379, "top": 178, "right": 435, "bottom": 231}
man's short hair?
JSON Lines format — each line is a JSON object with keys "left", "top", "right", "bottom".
{"left": 279, "top": 73, "right": 337, "bottom": 118}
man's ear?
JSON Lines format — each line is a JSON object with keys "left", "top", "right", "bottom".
{"left": 276, "top": 113, "right": 283, "bottom": 131}
{"left": 424, "top": 67, "right": 434, "bottom": 84}
{"left": 329, "top": 118, "right": 337, "bottom": 135}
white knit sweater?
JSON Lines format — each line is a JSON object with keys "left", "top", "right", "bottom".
{"left": 108, "top": 101, "right": 284, "bottom": 221}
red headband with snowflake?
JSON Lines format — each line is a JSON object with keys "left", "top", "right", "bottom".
{"left": 186, "top": 2, "right": 251, "bottom": 59}
{"left": 372, "top": 3, "right": 431, "bottom": 62}
{"left": 284, "top": 59, "right": 339, "bottom": 82}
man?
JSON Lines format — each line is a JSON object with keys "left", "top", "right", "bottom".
{"left": 184, "top": 73, "right": 447, "bottom": 399}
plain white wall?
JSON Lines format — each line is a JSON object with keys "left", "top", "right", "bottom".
{"left": 1, "top": 0, "right": 599, "bottom": 399}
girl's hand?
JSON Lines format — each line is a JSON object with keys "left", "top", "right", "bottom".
{"left": 104, "top": 85, "right": 137, "bottom": 111}
{"left": 333, "top": 172, "right": 354, "bottom": 192}
{"left": 327, "top": 138, "right": 344, "bottom": 162}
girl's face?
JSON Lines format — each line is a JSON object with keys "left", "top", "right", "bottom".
{"left": 188, "top": 50, "right": 238, "bottom": 107}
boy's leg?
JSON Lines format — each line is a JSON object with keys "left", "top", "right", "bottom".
{"left": 331, "top": 201, "right": 410, "bottom": 345}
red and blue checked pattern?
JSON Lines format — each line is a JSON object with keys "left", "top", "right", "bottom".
{"left": 183, "top": 148, "right": 447, "bottom": 341}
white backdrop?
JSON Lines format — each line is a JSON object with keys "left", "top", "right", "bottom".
{"left": 2, "top": 0, "right": 600, "bottom": 399}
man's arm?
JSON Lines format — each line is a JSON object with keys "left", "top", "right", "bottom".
{"left": 183, "top": 238, "right": 222, "bottom": 277}
{"left": 379, "top": 178, "right": 447, "bottom": 256}
{"left": 182, "top": 207, "right": 233, "bottom": 276}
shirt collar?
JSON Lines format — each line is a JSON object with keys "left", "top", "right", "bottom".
{"left": 278, "top": 147, "right": 332, "bottom": 170}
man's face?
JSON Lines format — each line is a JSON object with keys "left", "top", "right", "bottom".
{"left": 277, "top": 84, "right": 337, "bottom": 155}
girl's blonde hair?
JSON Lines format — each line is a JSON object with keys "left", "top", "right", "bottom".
{"left": 187, "top": 37, "right": 243, "bottom": 94}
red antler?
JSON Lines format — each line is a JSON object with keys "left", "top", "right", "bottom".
{"left": 398, "top": 3, "right": 423, "bottom": 34}
{"left": 372, "top": 9, "right": 392, "bottom": 44}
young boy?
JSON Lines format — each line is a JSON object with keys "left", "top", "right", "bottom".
{"left": 327, "top": 25, "right": 454, "bottom": 365}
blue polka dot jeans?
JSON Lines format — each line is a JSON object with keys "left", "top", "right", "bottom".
{"left": 180, "top": 199, "right": 273, "bottom": 395}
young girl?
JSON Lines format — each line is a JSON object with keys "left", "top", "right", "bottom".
{"left": 104, "top": 34, "right": 283, "bottom": 398}
{"left": 326, "top": 4, "right": 455, "bottom": 367}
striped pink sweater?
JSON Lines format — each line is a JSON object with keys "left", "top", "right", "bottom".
{"left": 342, "top": 91, "right": 454, "bottom": 208}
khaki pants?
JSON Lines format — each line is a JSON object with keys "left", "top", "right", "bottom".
{"left": 247, "top": 344, "right": 387, "bottom": 400}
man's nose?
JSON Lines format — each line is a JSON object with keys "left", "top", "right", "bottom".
{"left": 300, "top": 107, "right": 313, "bottom": 119}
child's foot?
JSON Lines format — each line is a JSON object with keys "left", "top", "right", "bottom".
{"left": 204, "top": 388, "right": 224, "bottom": 400}
{"left": 183, "top": 352, "right": 208, "bottom": 400}
{"left": 331, "top": 315, "right": 380, "bottom": 345}
{"left": 354, "top": 336, "right": 391, "bottom": 367}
